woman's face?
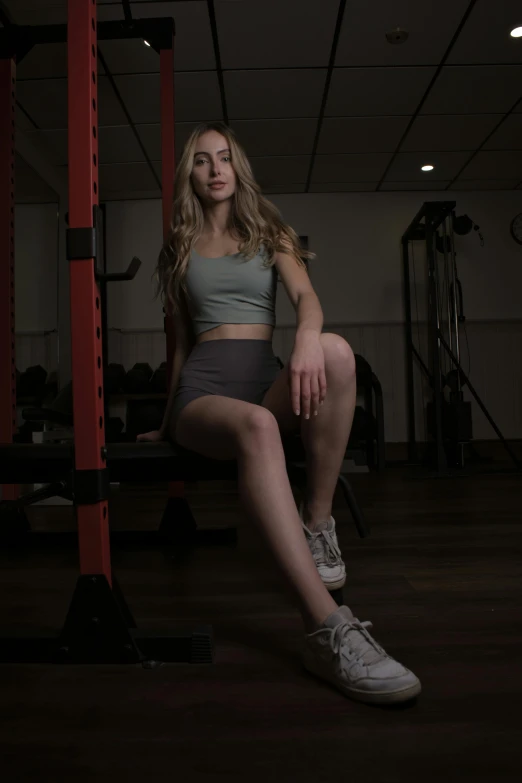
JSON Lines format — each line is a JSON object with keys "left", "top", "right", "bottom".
{"left": 190, "top": 130, "right": 236, "bottom": 205}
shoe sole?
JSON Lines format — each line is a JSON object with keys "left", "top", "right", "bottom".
{"left": 322, "top": 574, "right": 346, "bottom": 591}
{"left": 303, "top": 659, "right": 421, "bottom": 705}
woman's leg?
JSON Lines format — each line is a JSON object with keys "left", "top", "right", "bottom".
{"left": 261, "top": 333, "right": 357, "bottom": 529}
{"left": 173, "top": 395, "right": 339, "bottom": 631}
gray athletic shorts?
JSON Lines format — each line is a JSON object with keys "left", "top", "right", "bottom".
{"left": 171, "top": 338, "right": 283, "bottom": 435}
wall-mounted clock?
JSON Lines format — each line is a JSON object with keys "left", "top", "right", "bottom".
{"left": 511, "top": 213, "right": 522, "bottom": 245}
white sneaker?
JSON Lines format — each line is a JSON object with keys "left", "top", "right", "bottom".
{"left": 303, "top": 605, "right": 421, "bottom": 705}
{"left": 300, "top": 502, "right": 346, "bottom": 591}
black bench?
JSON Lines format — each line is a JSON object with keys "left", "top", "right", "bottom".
{"left": 0, "top": 440, "right": 368, "bottom": 666}
{"left": 0, "top": 440, "right": 369, "bottom": 543}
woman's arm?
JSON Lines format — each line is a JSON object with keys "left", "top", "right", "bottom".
{"left": 159, "top": 346, "right": 189, "bottom": 437}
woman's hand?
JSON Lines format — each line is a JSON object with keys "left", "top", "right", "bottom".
{"left": 136, "top": 429, "right": 165, "bottom": 443}
{"left": 288, "top": 330, "right": 327, "bottom": 420}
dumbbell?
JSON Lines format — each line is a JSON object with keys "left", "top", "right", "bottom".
{"left": 123, "top": 363, "right": 153, "bottom": 394}
{"left": 17, "top": 365, "right": 47, "bottom": 401}
{"left": 105, "top": 363, "right": 126, "bottom": 395}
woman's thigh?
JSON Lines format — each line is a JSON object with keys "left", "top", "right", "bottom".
{"left": 260, "top": 364, "right": 300, "bottom": 435}
{"left": 172, "top": 394, "right": 279, "bottom": 461}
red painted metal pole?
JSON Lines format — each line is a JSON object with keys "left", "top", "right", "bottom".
{"left": 67, "top": 0, "right": 111, "bottom": 582}
{"left": 0, "top": 57, "right": 18, "bottom": 503}
{"left": 160, "top": 36, "right": 185, "bottom": 499}
{"left": 160, "top": 43, "right": 175, "bottom": 373}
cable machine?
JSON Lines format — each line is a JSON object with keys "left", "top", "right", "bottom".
{"left": 402, "top": 201, "right": 520, "bottom": 476}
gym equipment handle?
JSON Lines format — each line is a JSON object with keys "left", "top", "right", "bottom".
{"left": 99, "top": 256, "right": 141, "bottom": 283}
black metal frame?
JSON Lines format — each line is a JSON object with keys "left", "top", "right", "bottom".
{"left": 0, "top": 18, "right": 176, "bottom": 60}
{"left": 402, "top": 202, "right": 455, "bottom": 469}
{"left": 402, "top": 201, "right": 521, "bottom": 474}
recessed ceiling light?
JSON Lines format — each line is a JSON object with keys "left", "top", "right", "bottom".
{"left": 421, "top": 165, "right": 434, "bottom": 172}
{"left": 510, "top": 26, "right": 522, "bottom": 38}
{"left": 144, "top": 39, "right": 151, "bottom": 47}
{"left": 385, "top": 27, "right": 409, "bottom": 44}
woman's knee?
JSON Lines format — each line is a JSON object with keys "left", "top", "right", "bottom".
{"left": 320, "top": 333, "right": 356, "bottom": 382}
{"left": 238, "top": 405, "right": 281, "bottom": 449}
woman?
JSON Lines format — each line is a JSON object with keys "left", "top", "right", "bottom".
{"left": 138, "top": 122, "right": 421, "bottom": 704}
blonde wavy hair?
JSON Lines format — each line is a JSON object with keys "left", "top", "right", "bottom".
{"left": 154, "top": 121, "right": 315, "bottom": 313}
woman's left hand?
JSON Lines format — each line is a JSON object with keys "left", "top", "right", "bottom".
{"left": 288, "top": 330, "right": 327, "bottom": 420}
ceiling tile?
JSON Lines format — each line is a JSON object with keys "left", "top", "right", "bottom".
{"left": 96, "top": 1, "right": 178, "bottom": 21}
{"left": 449, "top": 179, "right": 520, "bottom": 190}
{"left": 22, "top": 129, "right": 68, "bottom": 166}
{"left": 25, "top": 125, "right": 135, "bottom": 166}
{"left": 99, "top": 161, "right": 159, "bottom": 194}
{"left": 263, "top": 185, "right": 307, "bottom": 194}
{"left": 136, "top": 119, "right": 316, "bottom": 166}
{"left": 326, "top": 67, "right": 436, "bottom": 116}
{"left": 7, "top": 0, "right": 66, "bottom": 24}
{"left": 98, "top": 126, "right": 145, "bottom": 164}
{"left": 216, "top": 0, "right": 337, "bottom": 69}
{"left": 16, "top": 105, "right": 37, "bottom": 131}
{"left": 249, "top": 156, "right": 310, "bottom": 188}
{"left": 15, "top": 153, "right": 59, "bottom": 203}
{"left": 309, "top": 183, "right": 377, "bottom": 192}
{"left": 16, "top": 79, "right": 68, "bottom": 129}
{"left": 102, "top": 190, "right": 162, "bottom": 201}
{"left": 421, "top": 66, "right": 522, "bottom": 114}
{"left": 175, "top": 72, "right": 224, "bottom": 122}
{"left": 386, "top": 151, "right": 470, "bottom": 180}
{"left": 225, "top": 70, "right": 326, "bottom": 119}
{"left": 113, "top": 72, "right": 223, "bottom": 124}
{"left": 483, "top": 114, "right": 522, "bottom": 150}
{"left": 458, "top": 150, "right": 522, "bottom": 179}
{"left": 447, "top": 0, "right": 522, "bottom": 64}
{"left": 336, "top": 0, "right": 469, "bottom": 66}
{"left": 230, "top": 119, "right": 317, "bottom": 156}
{"left": 98, "top": 74, "right": 130, "bottom": 125}
{"left": 96, "top": 2, "right": 124, "bottom": 22}
{"left": 380, "top": 181, "right": 450, "bottom": 191}
{"left": 402, "top": 114, "right": 503, "bottom": 152}
{"left": 16, "top": 72, "right": 131, "bottom": 130}
{"left": 312, "top": 153, "right": 392, "bottom": 183}
{"left": 16, "top": 44, "right": 67, "bottom": 80}
{"left": 111, "top": 74, "right": 161, "bottom": 124}
{"left": 318, "top": 116, "right": 410, "bottom": 153}
{"left": 137, "top": 122, "right": 213, "bottom": 163}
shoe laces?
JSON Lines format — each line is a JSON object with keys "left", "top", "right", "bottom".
{"left": 330, "top": 619, "right": 388, "bottom": 667}
{"left": 307, "top": 526, "right": 343, "bottom": 567}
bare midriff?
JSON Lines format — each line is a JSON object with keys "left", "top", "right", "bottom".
{"left": 196, "top": 323, "right": 273, "bottom": 344}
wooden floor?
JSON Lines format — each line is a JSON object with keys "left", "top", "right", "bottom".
{"left": 1, "top": 464, "right": 521, "bottom": 782}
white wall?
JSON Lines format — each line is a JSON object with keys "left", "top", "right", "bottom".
{"left": 104, "top": 190, "right": 522, "bottom": 330}
{"left": 15, "top": 203, "right": 58, "bottom": 333}
{"left": 14, "top": 190, "right": 522, "bottom": 441}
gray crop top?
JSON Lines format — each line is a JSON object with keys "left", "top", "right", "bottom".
{"left": 184, "top": 246, "right": 278, "bottom": 336}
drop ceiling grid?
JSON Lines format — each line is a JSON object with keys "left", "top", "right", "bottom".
{"left": 6, "top": 0, "right": 522, "bottom": 197}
